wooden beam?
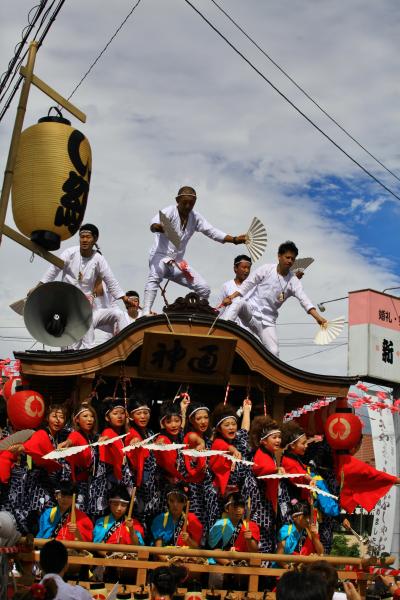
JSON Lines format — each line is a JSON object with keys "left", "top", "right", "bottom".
{"left": 3, "top": 224, "right": 64, "bottom": 268}
{"left": 0, "top": 42, "right": 38, "bottom": 243}
{"left": 20, "top": 66, "right": 86, "bottom": 123}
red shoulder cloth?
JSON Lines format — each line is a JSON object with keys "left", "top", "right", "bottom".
{"left": 23, "top": 430, "right": 61, "bottom": 472}
{"left": 183, "top": 433, "right": 206, "bottom": 483}
{"left": 176, "top": 512, "right": 203, "bottom": 547}
{"left": 252, "top": 448, "right": 278, "bottom": 512}
{"left": 281, "top": 454, "right": 310, "bottom": 501}
{"left": 234, "top": 521, "right": 260, "bottom": 552}
{"left": 153, "top": 433, "right": 183, "bottom": 483}
{"left": 209, "top": 437, "right": 232, "bottom": 496}
{"left": 336, "top": 454, "right": 398, "bottom": 513}
{"left": 0, "top": 450, "right": 18, "bottom": 484}
{"left": 56, "top": 508, "right": 93, "bottom": 542}
{"left": 125, "top": 427, "right": 148, "bottom": 487}
{"left": 99, "top": 427, "right": 124, "bottom": 481}
{"left": 106, "top": 518, "right": 145, "bottom": 544}
{"left": 66, "top": 431, "right": 93, "bottom": 481}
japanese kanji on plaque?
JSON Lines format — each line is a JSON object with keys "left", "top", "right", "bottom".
{"left": 139, "top": 331, "right": 237, "bottom": 384}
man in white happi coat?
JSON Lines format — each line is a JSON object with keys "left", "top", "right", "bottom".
{"left": 37, "top": 223, "right": 133, "bottom": 349}
{"left": 216, "top": 254, "right": 263, "bottom": 337}
{"left": 221, "top": 241, "right": 326, "bottom": 357}
{"left": 142, "top": 185, "right": 247, "bottom": 315}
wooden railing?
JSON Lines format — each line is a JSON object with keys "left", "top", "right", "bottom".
{"left": 15, "top": 539, "right": 386, "bottom": 599}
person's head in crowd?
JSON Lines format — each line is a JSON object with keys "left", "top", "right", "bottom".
{"left": 290, "top": 500, "right": 311, "bottom": 530}
{"left": 224, "top": 492, "right": 246, "bottom": 525}
{"left": 129, "top": 391, "right": 151, "bottom": 431}
{"left": 211, "top": 403, "right": 238, "bottom": 441}
{"left": 175, "top": 186, "right": 197, "bottom": 218}
{"left": 40, "top": 539, "right": 69, "bottom": 575}
{"left": 304, "top": 561, "right": 339, "bottom": 599}
{"left": 108, "top": 485, "right": 131, "bottom": 521}
{"left": 79, "top": 223, "right": 100, "bottom": 256}
{"left": 44, "top": 404, "right": 67, "bottom": 436}
{"left": 166, "top": 485, "right": 188, "bottom": 520}
{"left": 104, "top": 397, "right": 128, "bottom": 432}
{"left": 233, "top": 254, "right": 252, "bottom": 283}
{"left": 186, "top": 402, "right": 211, "bottom": 438}
{"left": 277, "top": 240, "right": 299, "bottom": 276}
{"left": 54, "top": 482, "right": 78, "bottom": 514}
{"left": 249, "top": 415, "right": 281, "bottom": 452}
{"left": 150, "top": 564, "right": 188, "bottom": 600}
{"left": 13, "top": 579, "right": 58, "bottom": 600}
{"left": 124, "top": 290, "right": 141, "bottom": 315}
{"left": 159, "top": 400, "right": 182, "bottom": 437}
{"left": 73, "top": 402, "right": 98, "bottom": 436}
{"left": 276, "top": 569, "right": 328, "bottom": 600}
{"left": 281, "top": 421, "right": 307, "bottom": 456}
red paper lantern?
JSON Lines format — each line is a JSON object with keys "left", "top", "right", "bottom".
{"left": 7, "top": 390, "right": 45, "bottom": 430}
{"left": 2, "top": 376, "right": 28, "bottom": 402}
{"left": 324, "top": 412, "right": 362, "bottom": 450}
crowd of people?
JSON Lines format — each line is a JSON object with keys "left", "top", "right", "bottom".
{"left": 0, "top": 393, "right": 362, "bottom": 556}
{"left": 25, "top": 185, "right": 328, "bottom": 355}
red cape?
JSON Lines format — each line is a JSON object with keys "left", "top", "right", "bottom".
{"left": 153, "top": 433, "right": 183, "bottom": 483}
{"left": 336, "top": 453, "right": 398, "bottom": 513}
{"left": 209, "top": 437, "right": 233, "bottom": 496}
{"left": 23, "top": 429, "right": 61, "bottom": 473}
{"left": 66, "top": 431, "right": 93, "bottom": 482}
{"left": 183, "top": 432, "right": 207, "bottom": 483}
{"left": 99, "top": 427, "right": 124, "bottom": 481}
{"left": 125, "top": 427, "right": 149, "bottom": 487}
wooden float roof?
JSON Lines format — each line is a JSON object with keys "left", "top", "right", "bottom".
{"left": 14, "top": 312, "right": 357, "bottom": 398}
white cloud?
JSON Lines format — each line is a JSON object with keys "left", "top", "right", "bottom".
{"left": 0, "top": 0, "right": 399, "bottom": 377}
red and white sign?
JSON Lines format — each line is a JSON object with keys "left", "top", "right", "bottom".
{"left": 348, "top": 289, "right": 400, "bottom": 384}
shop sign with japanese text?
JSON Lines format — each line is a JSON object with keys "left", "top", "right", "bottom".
{"left": 348, "top": 289, "right": 400, "bottom": 383}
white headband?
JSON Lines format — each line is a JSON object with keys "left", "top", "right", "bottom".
{"left": 105, "top": 403, "right": 126, "bottom": 415}
{"left": 292, "top": 511, "right": 305, "bottom": 518}
{"left": 260, "top": 429, "right": 281, "bottom": 441}
{"left": 130, "top": 405, "right": 150, "bottom": 414}
{"left": 109, "top": 497, "right": 129, "bottom": 504}
{"left": 289, "top": 433, "right": 305, "bottom": 446}
{"left": 215, "top": 415, "right": 237, "bottom": 429}
{"left": 188, "top": 406, "right": 209, "bottom": 419}
{"left": 74, "top": 406, "right": 93, "bottom": 420}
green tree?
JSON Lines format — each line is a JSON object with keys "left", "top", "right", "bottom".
{"left": 331, "top": 534, "right": 360, "bottom": 557}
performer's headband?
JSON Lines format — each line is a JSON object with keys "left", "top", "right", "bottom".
{"left": 260, "top": 429, "right": 281, "bottom": 441}
{"left": 234, "top": 258, "right": 252, "bottom": 266}
{"left": 74, "top": 406, "right": 94, "bottom": 420}
{"left": 109, "top": 497, "right": 129, "bottom": 505}
{"left": 292, "top": 510, "right": 305, "bottom": 518}
{"left": 127, "top": 296, "right": 139, "bottom": 301}
{"left": 130, "top": 405, "right": 150, "bottom": 414}
{"left": 288, "top": 433, "right": 305, "bottom": 446}
{"left": 188, "top": 406, "right": 209, "bottom": 419}
{"left": 105, "top": 403, "right": 126, "bottom": 415}
{"left": 176, "top": 192, "right": 196, "bottom": 199}
{"left": 215, "top": 415, "right": 237, "bottom": 429}
{"left": 224, "top": 499, "right": 244, "bottom": 509}
{"left": 160, "top": 412, "right": 181, "bottom": 426}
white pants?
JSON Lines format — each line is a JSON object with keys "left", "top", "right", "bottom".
{"left": 72, "top": 307, "right": 130, "bottom": 349}
{"left": 143, "top": 257, "right": 211, "bottom": 314}
{"left": 221, "top": 298, "right": 279, "bottom": 356}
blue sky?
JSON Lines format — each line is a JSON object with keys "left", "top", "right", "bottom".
{"left": 0, "top": 0, "right": 400, "bottom": 375}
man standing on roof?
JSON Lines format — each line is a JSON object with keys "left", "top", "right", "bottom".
{"left": 216, "top": 254, "right": 262, "bottom": 337}
{"left": 142, "top": 186, "right": 247, "bottom": 315}
{"left": 221, "top": 241, "right": 326, "bottom": 357}
{"left": 35, "top": 223, "right": 134, "bottom": 349}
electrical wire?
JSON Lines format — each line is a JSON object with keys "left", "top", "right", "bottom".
{"left": 182, "top": 0, "right": 400, "bottom": 203}
{"left": 0, "top": 0, "right": 65, "bottom": 123}
{"left": 209, "top": 0, "right": 400, "bottom": 185}
{"left": 67, "top": 0, "right": 143, "bottom": 100}
{"left": 285, "top": 342, "right": 348, "bottom": 362}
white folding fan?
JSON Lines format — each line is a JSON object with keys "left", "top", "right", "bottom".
{"left": 159, "top": 211, "right": 181, "bottom": 250}
{"left": 314, "top": 316, "right": 345, "bottom": 346}
{"left": 290, "top": 257, "right": 314, "bottom": 273}
{"left": 245, "top": 217, "right": 267, "bottom": 262}
{"left": 257, "top": 472, "right": 305, "bottom": 480}
{"left": 0, "top": 429, "right": 35, "bottom": 451}
{"left": 295, "top": 483, "right": 338, "bottom": 500}
{"left": 182, "top": 449, "right": 230, "bottom": 458}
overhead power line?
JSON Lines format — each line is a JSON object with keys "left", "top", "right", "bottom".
{"left": 183, "top": 0, "right": 400, "bottom": 203}
{"left": 286, "top": 342, "right": 348, "bottom": 362}
{"left": 67, "top": 0, "right": 143, "bottom": 100}
{"left": 0, "top": 0, "right": 66, "bottom": 123}
{"left": 210, "top": 0, "right": 400, "bottom": 185}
